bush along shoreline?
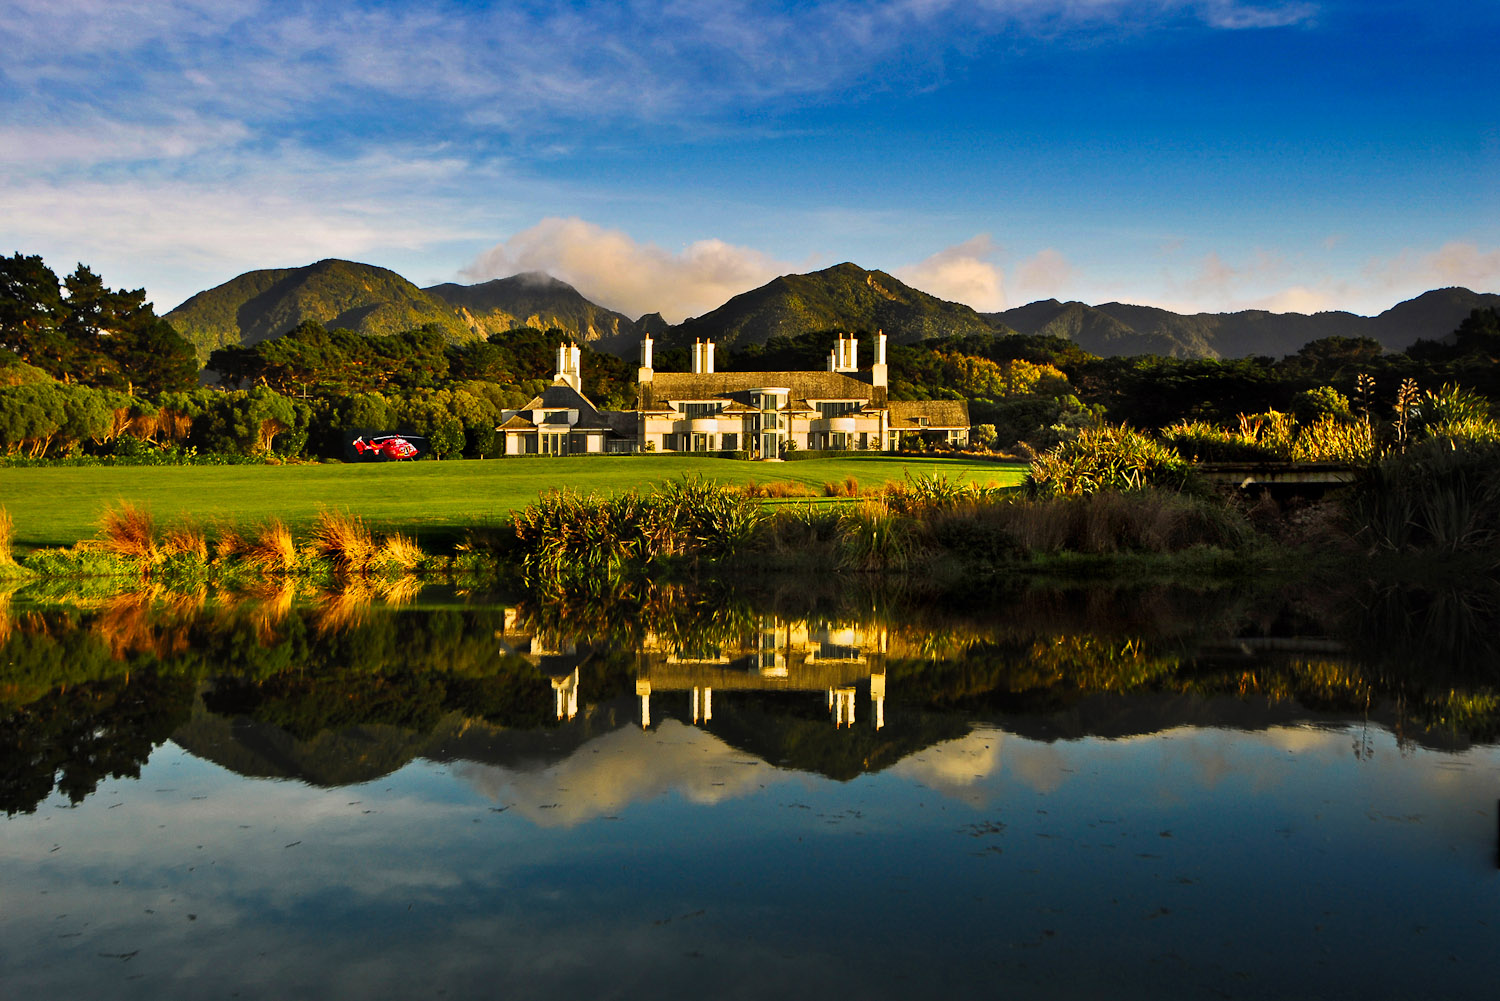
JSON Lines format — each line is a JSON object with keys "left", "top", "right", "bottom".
{"left": 6, "top": 412, "right": 1500, "bottom": 597}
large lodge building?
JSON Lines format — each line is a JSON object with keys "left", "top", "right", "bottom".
{"left": 496, "top": 333, "right": 969, "bottom": 458}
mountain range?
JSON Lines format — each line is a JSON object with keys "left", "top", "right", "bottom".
{"left": 988, "top": 286, "right": 1500, "bottom": 359}
{"left": 166, "top": 258, "right": 1500, "bottom": 366}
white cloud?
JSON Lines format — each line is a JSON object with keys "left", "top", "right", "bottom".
{"left": 453, "top": 721, "right": 795, "bottom": 828}
{"left": 1127, "top": 240, "right": 1500, "bottom": 317}
{"left": 1194, "top": 0, "right": 1318, "bottom": 30}
{"left": 462, "top": 217, "right": 794, "bottom": 322}
{"left": 894, "top": 235, "right": 1007, "bottom": 311}
{"left": 0, "top": 145, "right": 498, "bottom": 310}
{"left": 1365, "top": 241, "right": 1500, "bottom": 296}
{"left": 1014, "top": 248, "right": 1076, "bottom": 302}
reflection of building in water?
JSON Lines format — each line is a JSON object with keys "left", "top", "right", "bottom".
{"left": 637, "top": 617, "right": 889, "bottom": 730}
{"left": 552, "top": 668, "right": 579, "bottom": 721}
{"left": 498, "top": 612, "right": 587, "bottom": 722}
{"left": 498, "top": 612, "right": 890, "bottom": 731}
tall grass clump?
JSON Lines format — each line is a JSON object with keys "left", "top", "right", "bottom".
{"left": 510, "top": 476, "right": 765, "bottom": 588}
{"left": 380, "top": 533, "right": 427, "bottom": 572}
{"left": 1162, "top": 419, "right": 1287, "bottom": 462}
{"left": 0, "top": 506, "right": 15, "bottom": 567}
{"left": 160, "top": 520, "right": 209, "bottom": 561}
{"left": 1026, "top": 425, "right": 1194, "bottom": 498}
{"left": 837, "top": 500, "right": 920, "bottom": 571}
{"left": 928, "top": 490, "right": 1250, "bottom": 562}
{"left": 309, "top": 509, "right": 378, "bottom": 572}
{"left": 98, "top": 503, "right": 159, "bottom": 564}
{"left": 1290, "top": 415, "right": 1375, "bottom": 463}
{"left": 244, "top": 520, "right": 299, "bottom": 574}
{"left": 1350, "top": 438, "right": 1500, "bottom": 553}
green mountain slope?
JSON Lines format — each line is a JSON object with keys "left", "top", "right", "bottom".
{"left": 424, "top": 272, "right": 640, "bottom": 350}
{"left": 667, "top": 262, "right": 1004, "bottom": 352}
{"left": 166, "top": 259, "right": 475, "bottom": 360}
{"left": 992, "top": 288, "right": 1500, "bottom": 358}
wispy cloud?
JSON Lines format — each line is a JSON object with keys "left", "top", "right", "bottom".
{"left": 895, "top": 235, "right": 1008, "bottom": 311}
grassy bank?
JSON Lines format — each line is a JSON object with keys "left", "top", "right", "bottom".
{"left": 0, "top": 455, "right": 1023, "bottom": 550}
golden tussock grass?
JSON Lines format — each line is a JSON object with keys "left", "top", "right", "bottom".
{"left": 244, "top": 520, "right": 299, "bottom": 573}
{"left": 380, "top": 532, "right": 426, "bottom": 572}
{"left": 310, "top": 509, "right": 377, "bottom": 571}
{"left": 160, "top": 521, "right": 208, "bottom": 561}
{"left": 0, "top": 506, "right": 15, "bottom": 566}
{"left": 759, "top": 480, "right": 814, "bottom": 499}
{"left": 98, "top": 502, "right": 159, "bottom": 563}
{"left": 213, "top": 526, "right": 246, "bottom": 562}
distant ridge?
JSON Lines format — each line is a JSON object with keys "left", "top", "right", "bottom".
{"left": 988, "top": 288, "right": 1500, "bottom": 358}
{"left": 166, "top": 257, "right": 1500, "bottom": 365}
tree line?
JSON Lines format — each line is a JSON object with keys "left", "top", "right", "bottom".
{"left": 4, "top": 251, "right": 1498, "bottom": 461}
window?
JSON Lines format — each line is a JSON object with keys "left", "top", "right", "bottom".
{"left": 722, "top": 433, "right": 738, "bottom": 451}
{"left": 684, "top": 402, "right": 722, "bottom": 420}
{"left": 817, "top": 401, "right": 860, "bottom": 419}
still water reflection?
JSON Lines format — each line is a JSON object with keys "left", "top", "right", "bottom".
{"left": 3, "top": 581, "right": 1498, "bottom": 999}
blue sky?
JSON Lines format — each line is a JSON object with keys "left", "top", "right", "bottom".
{"left": 1, "top": 0, "right": 1495, "bottom": 322}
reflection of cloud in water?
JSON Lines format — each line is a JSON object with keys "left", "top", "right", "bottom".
{"left": 889, "top": 725, "right": 1006, "bottom": 806}
{"left": 452, "top": 721, "right": 792, "bottom": 827}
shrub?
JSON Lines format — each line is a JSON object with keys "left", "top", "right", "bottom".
{"left": 510, "top": 476, "right": 764, "bottom": 587}
{"left": 1162, "top": 419, "right": 1286, "bottom": 463}
{"left": 1026, "top": 425, "right": 1194, "bottom": 497}
{"left": 1350, "top": 438, "right": 1500, "bottom": 553}
{"left": 1291, "top": 416, "right": 1375, "bottom": 463}
{"left": 837, "top": 501, "right": 919, "bottom": 571}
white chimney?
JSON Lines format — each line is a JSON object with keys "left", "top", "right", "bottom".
{"left": 692, "top": 339, "right": 715, "bottom": 374}
{"left": 638, "top": 334, "right": 655, "bottom": 385}
{"left": 831, "top": 334, "right": 858, "bottom": 372}
{"left": 555, "top": 342, "right": 582, "bottom": 391}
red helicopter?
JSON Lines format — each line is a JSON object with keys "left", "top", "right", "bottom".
{"left": 352, "top": 434, "right": 424, "bottom": 460}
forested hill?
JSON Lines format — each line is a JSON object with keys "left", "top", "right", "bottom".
{"left": 666, "top": 263, "right": 1005, "bottom": 351}
{"left": 423, "top": 272, "right": 641, "bottom": 351}
{"left": 165, "top": 255, "right": 1500, "bottom": 365}
{"left": 166, "top": 259, "right": 476, "bottom": 360}
{"left": 989, "top": 288, "right": 1500, "bottom": 359}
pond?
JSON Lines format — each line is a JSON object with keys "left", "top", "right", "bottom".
{"left": 3, "top": 579, "right": 1498, "bottom": 999}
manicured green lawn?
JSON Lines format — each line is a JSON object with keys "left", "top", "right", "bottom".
{"left": 0, "top": 455, "right": 1025, "bottom": 549}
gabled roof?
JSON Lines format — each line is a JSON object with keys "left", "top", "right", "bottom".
{"left": 496, "top": 414, "right": 536, "bottom": 431}
{"left": 888, "top": 399, "right": 970, "bottom": 429}
{"left": 532, "top": 381, "right": 603, "bottom": 419}
{"left": 650, "top": 370, "right": 876, "bottom": 403}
